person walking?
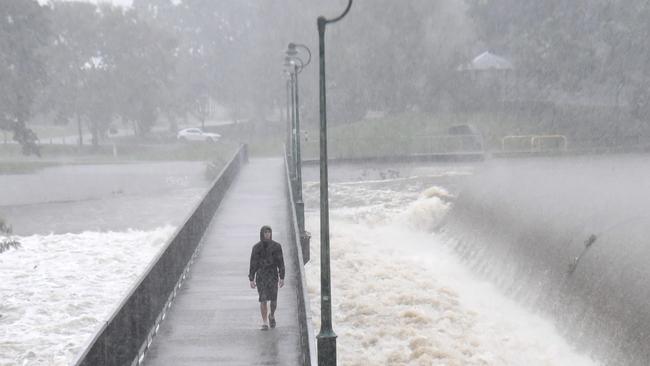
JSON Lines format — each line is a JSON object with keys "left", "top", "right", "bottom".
{"left": 249, "top": 225, "right": 285, "bottom": 330}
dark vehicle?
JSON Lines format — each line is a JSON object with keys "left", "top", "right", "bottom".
{"left": 447, "top": 124, "right": 484, "bottom": 151}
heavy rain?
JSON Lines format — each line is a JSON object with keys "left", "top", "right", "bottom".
{"left": 1, "top": 0, "right": 649, "bottom": 365}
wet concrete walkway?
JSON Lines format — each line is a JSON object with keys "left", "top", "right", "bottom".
{"left": 144, "top": 158, "right": 303, "bottom": 366}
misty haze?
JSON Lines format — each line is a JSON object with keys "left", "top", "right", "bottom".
{"left": 1, "top": 0, "right": 650, "bottom": 365}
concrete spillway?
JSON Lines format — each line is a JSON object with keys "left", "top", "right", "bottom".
{"left": 438, "top": 155, "right": 650, "bottom": 366}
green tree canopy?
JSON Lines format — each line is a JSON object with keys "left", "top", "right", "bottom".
{"left": 0, "top": 0, "right": 49, "bottom": 155}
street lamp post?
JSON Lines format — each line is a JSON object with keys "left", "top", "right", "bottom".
{"left": 285, "top": 76, "right": 293, "bottom": 162}
{"left": 316, "top": 1, "right": 352, "bottom": 366}
{"left": 290, "top": 65, "right": 298, "bottom": 183}
{"left": 287, "top": 64, "right": 298, "bottom": 180}
{"left": 284, "top": 58, "right": 297, "bottom": 180}
{"left": 285, "top": 43, "right": 311, "bottom": 235}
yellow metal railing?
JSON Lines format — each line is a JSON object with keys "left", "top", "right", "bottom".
{"left": 502, "top": 134, "right": 567, "bottom": 152}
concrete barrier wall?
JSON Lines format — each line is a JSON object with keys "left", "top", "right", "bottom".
{"left": 283, "top": 154, "right": 317, "bottom": 366}
{"left": 439, "top": 157, "right": 650, "bottom": 366}
{"left": 74, "top": 145, "right": 248, "bottom": 366}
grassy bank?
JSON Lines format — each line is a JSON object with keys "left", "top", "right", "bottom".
{"left": 0, "top": 140, "right": 240, "bottom": 174}
{"left": 0, "top": 160, "right": 63, "bottom": 174}
{"left": 301, "top": 112, "right": 498, "bottom": 159}
{"left": 205, "top": 120, "right": 284, "bottom": 157}
{"left": 298, "top": 108, "right": 650, "bottom": 159}
{"left": 1, "top": 141, "right": 239, "bottom": 160}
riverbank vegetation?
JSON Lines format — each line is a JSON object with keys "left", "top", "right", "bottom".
{"left": 4, "top": 1, "right": 650, "bottom": 159}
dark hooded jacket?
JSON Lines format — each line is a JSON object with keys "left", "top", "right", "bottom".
{"left": 248, "top": 226, "right": 285, "bottom": 282}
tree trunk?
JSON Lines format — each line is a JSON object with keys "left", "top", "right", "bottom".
{"left": 92, "top": 120, "right": 99, "bottom": 148}
{"left": 77, "top": 114, "right": 83, "bottom": 146}
{"left": 168, "top": 113, "right": 177, "bottom": 133}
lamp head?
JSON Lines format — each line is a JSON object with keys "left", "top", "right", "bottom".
{"left": 286, "top": 43, "right": 298, "bottom": 57}
{"left": 284, "top": 56, "right": 294, "bottom": 68}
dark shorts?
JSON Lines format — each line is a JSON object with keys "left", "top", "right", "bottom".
{"left": 256, "top": 277, "right": 278, "bottom": 302}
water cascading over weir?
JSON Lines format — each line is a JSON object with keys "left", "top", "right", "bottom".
{"left": 437, "top": 156, "right": 650, "bottom": 366}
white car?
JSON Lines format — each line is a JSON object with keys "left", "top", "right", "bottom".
{"left": 177, "top": 128, "right": 221, "bottom": 142}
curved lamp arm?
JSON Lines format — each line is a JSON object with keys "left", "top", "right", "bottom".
{"left": 322, "top": 0, "right": 352, "bottom": 24}
{"left": 289, "top": 43, "right": 312, "bottom": 69}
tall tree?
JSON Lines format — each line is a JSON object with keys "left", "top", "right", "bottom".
{"left": 0, "top": 0, "right": 49, "bottom": 155}
{"left": 42, "top": 1, "right": 101, "bottom": 146}
{"left": 465, "top": 0, "right": 645, "bottom": 98}
{"left": 100, "top": 5, "right": 177, "bottom": 137}
{"left": 324, "top": 0, "right": 475, "bottom": 122}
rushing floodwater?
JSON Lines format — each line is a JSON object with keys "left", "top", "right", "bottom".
{"left": 302, "top": 162, "right": 599, "bottom": 366}
{"left": 0, "top": 159, "right": 617, "bottom": 365}
{"left": 0, "top": 162, "right": 209, "bottom": 366}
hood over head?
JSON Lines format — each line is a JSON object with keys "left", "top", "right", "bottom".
{"left": 260, "top": 225, "right": 272, "bottom": 241}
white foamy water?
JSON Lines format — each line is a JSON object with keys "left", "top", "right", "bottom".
{"left": 0, "top": 226, "right": 176, "bottom": 366}
{"left": 303, "top": 177, "right": 599, "bottom": 365}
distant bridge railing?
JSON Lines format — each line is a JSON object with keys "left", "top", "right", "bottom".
{"left": 73, "top": 145, "right": 248, "bottom": 366}
{"left": 284, "top": 153, "right": 317, "bottom": 366}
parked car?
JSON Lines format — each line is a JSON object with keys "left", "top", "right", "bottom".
{"left": 447, "top": 124, "right": 484, "bottom": 151}
{"left": 176, "top": 128, "right": 221, "bottom": 142}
